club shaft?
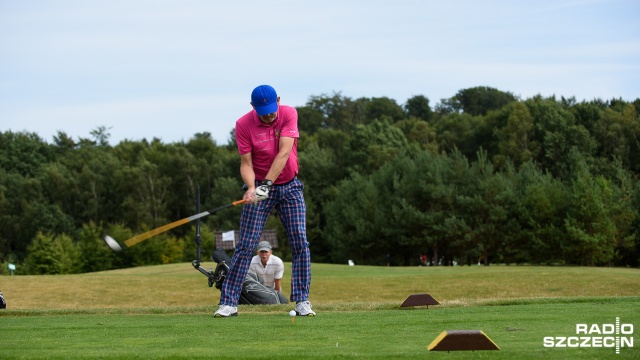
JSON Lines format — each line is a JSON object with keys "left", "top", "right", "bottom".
{"left": 204, "top": 199, "right": 247, "bottom": 215}
{"left": 122, "top": 199, "right": 247, "bottom": 248}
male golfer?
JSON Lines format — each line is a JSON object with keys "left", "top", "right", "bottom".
{"left": 215, "top": 85, "right": 315, "bottom": 317}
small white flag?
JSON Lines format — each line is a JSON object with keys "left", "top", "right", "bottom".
{"left": 222, "top": 231, "right": 235, "bottom": 242}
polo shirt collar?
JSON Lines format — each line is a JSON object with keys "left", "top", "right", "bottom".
{"left": 253, "top": 108, "right": 279, "bottom": 127}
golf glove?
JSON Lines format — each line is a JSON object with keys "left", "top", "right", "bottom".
{"left": 255, "top": 185, "right": 270, "bottom": 201}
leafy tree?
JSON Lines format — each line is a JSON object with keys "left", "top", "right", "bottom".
{"left": 52, "top": 139, "right": 124, "bottom": 226}
{"left": 23, "top": 232, "right": 79, "bottom": 274}
{"left": 52, "top": 131, "right": 77, "bottom": 154}
{"left": 305, "top": 92, "right": 365, "bottom": 131}
{"left": 592, "top": 104, "right": 640, "bottom": 174}
{"left": 621, "top": 103, "right": 640, "bottom": 175}
{"left": 296, "top": 106, "right": 326, "bottom": 134}
{"left": 605, "top": 160, "right": 638, "bottom": 266}
{"left": 309, "top": 128, "right": 350, "bottom": 176}
{"left": 564, "top": 166, "right": 617, "bottom": 266}
{"left": 571, "top": 99, "right": 606, "bottom": 134}
{"left": 526, "top": 96, "right": 597, "bottom": 179}
{"left": 39, "top": 162, "right": 75, "bottom": 215}
{"left": 364, "top": 96, "right": 406, "bottom": 123}
{"left": 625, "top": 182, "right": 640, "bottom": 267}
{"left": 457, "top": 150, "right": 516, "bottom": 265}
{"left": 89, "top": 125, "right": 112, "bottom": 147}
{"left": 298, "top": 141, "right": 342, "bottom": 261}
{"left": 450, "top": 86, "right": 517, "bottom": 116}
{"left": 0, "top": 172, "right": 48, "bottom": 259}
{"left": 397, "top": 150, "right": 458, "bottom": 266}
{"left": 78, "top": 222, "right": 116, "bottom": 272}
{"left": 432, "top": 112, "right": 484, "bottom": 158}
{"left": 0, "top": 131, "right": 54, "bottom": 177}
{"left": 494, "top": 101, "right": 540, "bottom": 168}
{"left": 182, "top": 132, "right": 224, "bottom": 203}
{"left": 344, "top": 119, "right": 408, "bottom": 174}
{"left": 29, "top": 202, "right": 76, "bottom": 240}
{"left": 394, "top": 118, "right": 438, "bottom": 153}
{"left": 434, "top": 97, "right": 458, "bottom": 115}
{"left": 158, "top": 235, "right": 186, "bottom": 264}
{"left": 326, "top": 149, "right": 460, "bottom": 266}
{"left": 562, "top": 152, "right": 636, "bottom": 266}
{"left": 593, "top": 108, "right": 630, "bottom": 164}
{"left": 324, "top": 172, "right": 380, "bottom": 264}
{"left": 117, "top": 144, "right": 172, "bottom": 230}
{"left": 511, "top": 161, "right": 569, "bottom": 263}
{"left": 404, "top": 95, "right": 433, "bottom": 121}
{"left": 153, "top": 144, "right": 201, "bottom": 222}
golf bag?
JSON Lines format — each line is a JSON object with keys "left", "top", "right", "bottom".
{"left": 211, "top": 249, "right": 288, "bottom": 305}
{"left": 0, "top": 290, "right": 6, "bottom": 309}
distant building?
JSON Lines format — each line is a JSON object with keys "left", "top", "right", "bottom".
{"left": 214, "top": 230, "right": 278, "bottom": 251}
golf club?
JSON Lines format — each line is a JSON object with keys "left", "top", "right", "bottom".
{"left": 103, "top": 199, "right": 248, "bottom": 251}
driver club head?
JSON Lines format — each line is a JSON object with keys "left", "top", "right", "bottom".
{"left": 103, "top": 235, "right": 123, "bottom": 252}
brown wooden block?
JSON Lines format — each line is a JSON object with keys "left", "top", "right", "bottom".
{"left": 427, "top": 330, "right": 500, "bottom": 351}
{"left": 400, "top": 293, "right": 440, "bottom": 308}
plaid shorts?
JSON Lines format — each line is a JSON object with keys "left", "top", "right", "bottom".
{"left": 219, "top": 178, "right": 311, "bottom": 306}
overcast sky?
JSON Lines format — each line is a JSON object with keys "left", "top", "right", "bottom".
{"left": 1, "top": 0, "right": 638, "bottom": 145}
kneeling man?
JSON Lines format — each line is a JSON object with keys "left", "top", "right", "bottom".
{"left": 249, "top": 241, "right": 284, "bottom": 293}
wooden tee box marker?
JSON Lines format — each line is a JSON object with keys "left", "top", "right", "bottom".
{"left": 400, "top": 293, "right": 440, "bottom": 308}
{"left": 427, "top": 330, "right": 500, "bottom": 351}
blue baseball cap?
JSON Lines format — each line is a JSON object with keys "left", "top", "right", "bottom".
{"left": 251, "top": 85, "right": 278, "bottom": 116}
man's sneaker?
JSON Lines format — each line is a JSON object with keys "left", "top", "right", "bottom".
{"left": 214, "top": 305, "right": 237, "bottom": 317}
{"left": 295, "top": 301, "right": 316, "bottom": 316}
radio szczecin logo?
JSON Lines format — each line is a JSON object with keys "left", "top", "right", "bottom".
{"left": 543, "top": 317, "right": 634, "bottom": 354}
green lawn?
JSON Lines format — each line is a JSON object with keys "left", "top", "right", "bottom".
{"left": 1, "top": 263, "right": 639, "bottom": 359}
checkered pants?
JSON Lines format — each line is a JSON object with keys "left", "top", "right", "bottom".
{"left": 219, "top": 178, "right": 311, "bottom": 306}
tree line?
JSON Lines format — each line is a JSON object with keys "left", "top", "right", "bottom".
{"left": 1, "top": 86, "right": 639, "bottom": 274}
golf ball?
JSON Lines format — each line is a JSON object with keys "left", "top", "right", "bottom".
{"left": 289, "top": 310, "right": 297, "bottom": 317}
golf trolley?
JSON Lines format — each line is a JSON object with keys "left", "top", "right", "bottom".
{"left": 191, "top": 185, "right": 230, "bottom": 290}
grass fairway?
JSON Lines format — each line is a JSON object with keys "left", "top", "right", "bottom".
{"left": 1, "top": 263, "right": 639, "bottom": 359}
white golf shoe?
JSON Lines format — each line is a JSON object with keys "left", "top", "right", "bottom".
{"left": 214, "top": 305, "right": 238, "bottom": 317}
{"left": 295, "top": 301, "right": 316, "bottom": 316}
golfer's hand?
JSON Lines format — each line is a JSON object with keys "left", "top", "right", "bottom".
{"left": 243, "top": 186, "right": 257, "bottom": 203}
{"left": 255, "top": 185, "right": 270, "bottom": 202}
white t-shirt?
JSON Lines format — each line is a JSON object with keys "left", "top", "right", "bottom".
{"left": 248, "top": 254, "right": 284, "bottom": 290}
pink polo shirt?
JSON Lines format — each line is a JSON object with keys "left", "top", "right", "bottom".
{"left": 235, "top": 105, "right": 299, "bottom": 184}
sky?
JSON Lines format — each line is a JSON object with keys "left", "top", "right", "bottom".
{"left": 1, "top": 0, "right": 638, "bottom": 146}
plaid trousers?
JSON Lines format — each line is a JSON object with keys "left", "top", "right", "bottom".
{"left": 219, "top": 178, "right": 311, "bottom": 306}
